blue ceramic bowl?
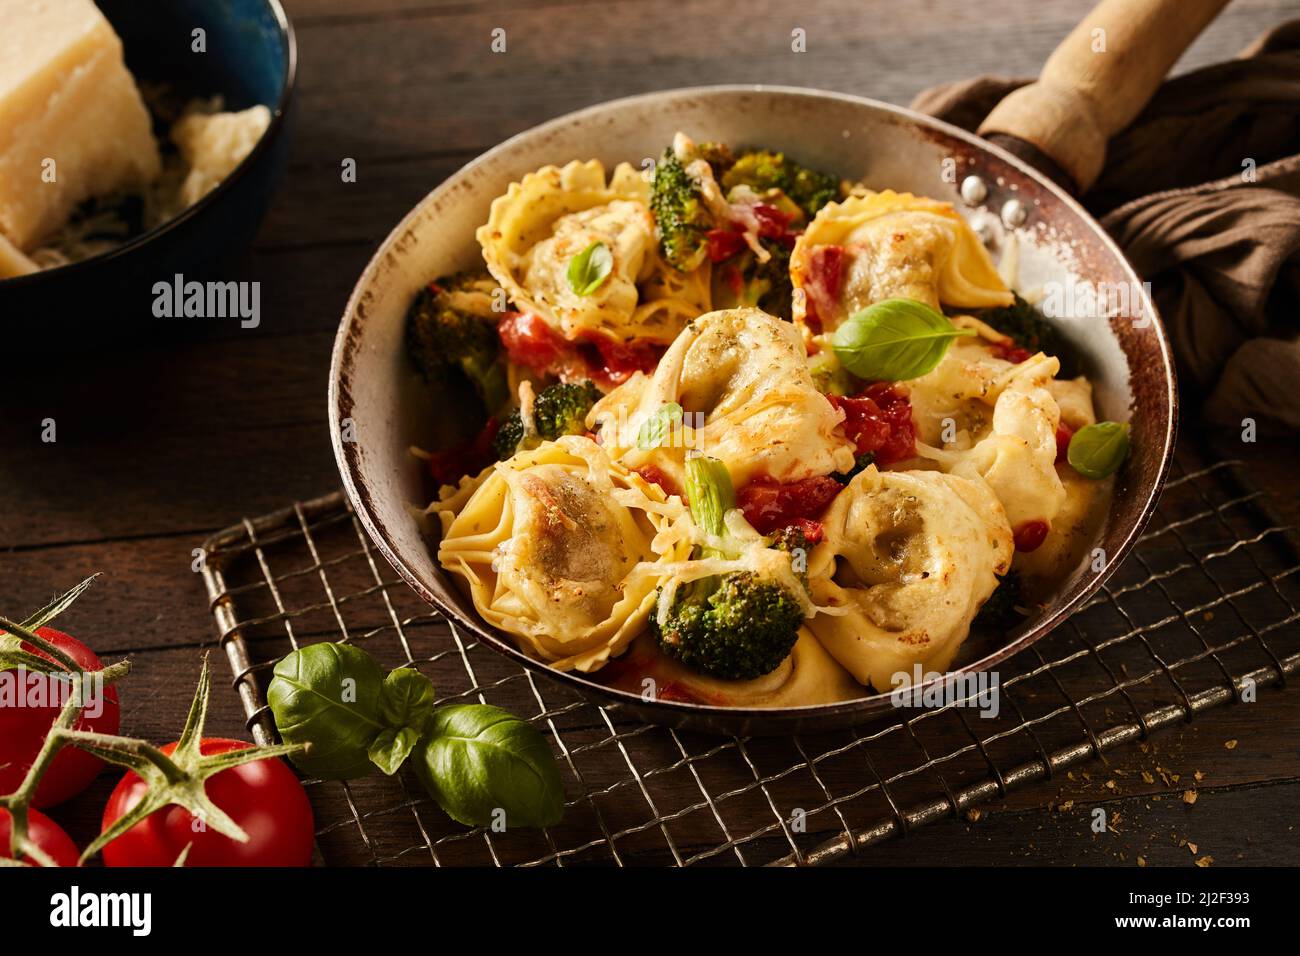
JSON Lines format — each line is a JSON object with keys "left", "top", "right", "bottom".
{"left": 0, "top": 0, "right": 296, "bottom": 333}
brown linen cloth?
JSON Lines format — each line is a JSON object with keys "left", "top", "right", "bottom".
{"left": 911, "top": 21, "right": 1300, "bottom": 431}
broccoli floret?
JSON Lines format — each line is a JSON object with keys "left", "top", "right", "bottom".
{"left": 656, "top": 572, "right": 804, "bottom": 680}
{"left": 712, "top": 238, "right": 795, "bottom": 316}
{"left": 406, "top": 274, "right": 508, "bottom": 413}
{"left": 650, "top": 149, "right": 714, "bottom": 272}
{"left": 978, "top": 294, "right": 1079, "bottom": 378}
{"left": 973, "top": 570, "right": 1026, "bottom": 631}
{"left": 721, "top": 150, "right": 839, "bottom": 219}
{"left": 651, "top": 456, "right": 804, "bottom": 680}
{"left": 694, "top": 141, "right": 735, "bottom": 179}
{"left": 492, "top": 380, "right": 601, "bottom": 460}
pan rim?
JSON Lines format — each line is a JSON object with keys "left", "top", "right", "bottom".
{"left": 329, "top": 83, "right": 1179, "bottom": 726}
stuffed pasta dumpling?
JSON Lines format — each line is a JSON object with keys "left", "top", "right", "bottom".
{"left": 588, "top": 306, "right": 856, "bottom": 490}
{"left": 790, "top": 190, "right": 1012, "bottom": 335}
{"left": 436, "top": 436, "right": 692, "bottom": 671}
{"left": 805, "top": 467, "right": 1013, "bottom": 690}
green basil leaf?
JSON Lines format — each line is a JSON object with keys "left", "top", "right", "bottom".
{"left": 566, "top": 241, "right": 613, "bottom": 296}
{"left": 831, "top": 297, "right": 975, "bottom": 381}
{"left": 368, "top": 726, "right": 422, "bottom": 776}
{"left": 267, "top": 643, "right": 385, "bottom": 779}
{"left": 378, "top": 666, "right": 436, "bottom": 730}
{"left": 412, "top": 704, "right": 565, "bottom": 829}
{"left": 636, "top": 402, "right": 683, "bottom": 450}
{"left": 1067, "top": 421, "right": 1131, "bottom": 479}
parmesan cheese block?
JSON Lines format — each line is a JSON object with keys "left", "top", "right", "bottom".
{"left": 0, "top": 0, "right": 161, "bottom": 251}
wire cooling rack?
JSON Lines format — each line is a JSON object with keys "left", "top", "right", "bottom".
{"left": 199, "top": 437, "right": 1299, "bottom": 866}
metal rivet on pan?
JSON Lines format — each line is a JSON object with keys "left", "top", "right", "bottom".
{"left": 960, "top": 175, "right": 987, "bottom": 206}
{"left": 1001, "top": 198, "right": 1027, "bottom": 228}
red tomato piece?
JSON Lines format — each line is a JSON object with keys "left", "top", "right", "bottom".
{"left": 991, "top": 339, "right": 1033, "bottom": 364}
{"left": 737, "top": 475, "right": 844, "bottom": 535}
{"left": 497, "top": 311, "right": 571, "bottom": 376}
{"left": 577, "top": 333, "right": 662, "bottom": 387}
{"left": 828, "top": 383, "right": 917, "bottom": 466}
{"left": 633, "top": 465, "right": 679, "bottom": 498}
{"left": 498, "top": 311, "right": 658, "bottom": 388}
{"left": 1013, "top": 520, "right": 1051, "bottom": 553}
{"left": 751, "top": 202, "right": 796, "bottom": 239}
{"left": 802, "top": 244, "right": 846, "bottom": 332}
{"left": 1055, "top": 422, "right": 1075, "bottom": 464}
{"left": 101, "top": 738, "right": 314, "bottom": 868}
{"left": 706, "top": 227, "right": 747, "bottom": 262}
{"left": 0, "top": 807, "right": 80, "bottom": 867}
{"left": 0, "top": 626, "right": 121, "bottom": 808}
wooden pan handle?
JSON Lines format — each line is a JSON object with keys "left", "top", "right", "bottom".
{"left": 978, "top": 0, "right": 1230, "bottom": 192}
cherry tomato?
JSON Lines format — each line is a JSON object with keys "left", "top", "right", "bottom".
{"left": 101, "top": 738, "right": 314, "bottom": 867}
{"left": 0, "top": 626, "right": 121, "bottom": 808}
{"left": 0, "top": 807, "right": 80, "bottom": 867}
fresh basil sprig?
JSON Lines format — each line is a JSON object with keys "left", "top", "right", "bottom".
{"left": 636, "top": 402, "right": 683, "bottom": 450}
{"left": 831, "top": 297, "right": 975, "bottom": 381}
{"left": 1067, "top": 421, "right": 1131, "bottom": 479}
{"left": 267, "top": 644, "right": 566, "bottom": 829}
{"left": 411, "top": 704, "right": 565, "bottom": 829}
{"left": 268, "top": 643, "right": 436, "bottom": 779}
{"left": 369, "top": 667, "right": 437, "bottom": 775}
{"left": 567, "top": 241, "right": 613, "bottom": 296}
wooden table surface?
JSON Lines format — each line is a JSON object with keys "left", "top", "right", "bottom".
{"left": 4, "top": 0, "right": 1299, "bottom": 866}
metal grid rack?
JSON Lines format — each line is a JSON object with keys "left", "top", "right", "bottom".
{"left": 200, "top": 439, "right": 1299, "bottom": 866}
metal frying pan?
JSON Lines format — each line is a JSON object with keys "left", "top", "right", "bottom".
{"left": 330, "top": 0, "right": 1216, "bottom": 734}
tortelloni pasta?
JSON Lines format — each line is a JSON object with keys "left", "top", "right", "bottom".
{"left": 603, "top": 629, "right": 861, "bottom": 707}
{"left": 477, "top": 159, "right": 708, "bottom": 345}
{"left": 907, "top": 318, "right": 1071, "bottom": 533}
{"left": 588, "top": 307, "right": 856, "bottom": 489}
{"left": 805, "top": 468, "right": 1013, "bottom": 691}
{"left": 435, "top": 436, "right": 693, "bottom": 672}
{"left": 790, "top": 190, "right": 1012, "bottom": 335}
{"left": 412, "top": 131, "right": 1122, "bottom": 712}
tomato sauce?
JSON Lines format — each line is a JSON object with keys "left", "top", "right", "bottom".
{"left": 827, "top": 383, "right": 917, "bottom": 466}
{"left": 737, "top": 474, "right": 843, "bottom": 536}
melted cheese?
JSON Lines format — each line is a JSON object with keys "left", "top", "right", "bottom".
{"left": 436, "top": 436, "right": 691, "bottom": 671}
{"left": 588, "top": 307, "right": 856, "bottom": 488}
{"left": 791, "top": 190, "right": 1012, "bottom": 334}
{"left": 805, "top": 467, "right": 1013, "bottom": 690}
